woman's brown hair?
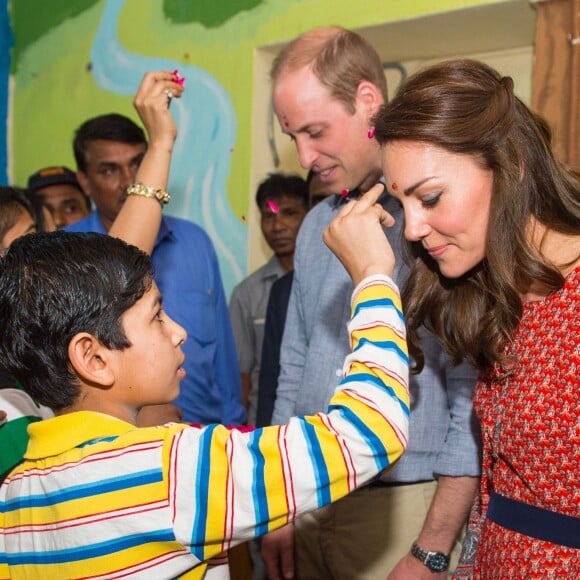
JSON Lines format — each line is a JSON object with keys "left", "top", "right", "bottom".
{"left": 373, "top": 59, "right": 580, "bottom": 372}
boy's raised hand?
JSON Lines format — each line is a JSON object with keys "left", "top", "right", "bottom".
{"left": 133, "top": 70, "right": 184, "bottom": 152}
{"left": 108, "top": 70, "right": 184, "bottom": 254}
{"left": 323, "top": 183, "right": 396, "bottom": 286}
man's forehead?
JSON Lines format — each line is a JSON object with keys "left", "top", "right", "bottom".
{"left": 273, "top": 72, "right": 354, "bottom": 133}
{"left": 274, "top": 67, "right": 332, "bottom": 107}
{"left": 84, "top": 140, "right": 146, "bottom": 163}
{"left": 274, "top": 96, "right": 335, "bottom": 134}
{"left": 261, "top": 194, "right": 304, "bottom": 208}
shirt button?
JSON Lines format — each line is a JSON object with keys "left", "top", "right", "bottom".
{"left": 335, "top": 368, "right": 342, "bottom": 377}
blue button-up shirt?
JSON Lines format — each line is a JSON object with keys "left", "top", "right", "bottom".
{"left": 66, "top": 212, "right": 245, "bottom": 425}
{"left": 272, "top": 194, "right": 481, "bottom": 481}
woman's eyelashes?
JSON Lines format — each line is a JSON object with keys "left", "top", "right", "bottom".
{"left": 421, "top": 191, "right": 442, "bottom": 208}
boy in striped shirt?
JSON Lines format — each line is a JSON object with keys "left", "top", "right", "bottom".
{"left": 0, "top": 185, "right": 408, "bottom": 579}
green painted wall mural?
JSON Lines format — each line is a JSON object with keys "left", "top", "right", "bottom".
{"left": 6, "top": 0, "right": 499, "bottom": 294}
{"left": 163, "top": 0, "right": 264, "bottom": 27}
{"left": 10, "top": 0, "right": 99, "bottom": 71}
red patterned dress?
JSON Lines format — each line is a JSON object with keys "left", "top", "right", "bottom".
{"left": 456, "top": 267, "right": 580, "bottom": 579}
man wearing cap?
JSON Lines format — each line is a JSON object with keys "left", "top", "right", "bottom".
{"left": 28, "top": 166, "right": 91, "bottom": 229}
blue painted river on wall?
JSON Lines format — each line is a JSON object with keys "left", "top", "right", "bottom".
{"left": 91, "top": 0, "right": 247, "bottom": 295}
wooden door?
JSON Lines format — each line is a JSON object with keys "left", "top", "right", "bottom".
{"left": 532, "top": 0, "right": 580, "bottom": 170}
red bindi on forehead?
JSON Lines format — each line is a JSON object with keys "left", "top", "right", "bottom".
{"left": 391, "top": 182, "right": 398, "bottom": 191}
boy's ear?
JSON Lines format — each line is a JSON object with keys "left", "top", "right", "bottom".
{"left": 68, "top": 332, "right": 115, "bottom": 387}
{"left": 356, "top": 80, "right": 384, "bottom": 117}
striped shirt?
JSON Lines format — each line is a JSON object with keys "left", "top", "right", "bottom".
{"left": 0, "top": 275, "right": 409, "bottom": 579}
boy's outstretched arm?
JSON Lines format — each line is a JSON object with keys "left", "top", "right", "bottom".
{"left": 108, "top": 70, "right": 183, "bottom": 254}
{"left": 0, "top": 187, "right": 407, "bottom": 579}
{"left": 172, "top": 272, "right": 409, "bottom": 563}
{"left": 170, "top": 186, "right": 408, "bottom": 560}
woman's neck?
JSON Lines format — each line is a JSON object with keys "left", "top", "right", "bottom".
{"left": 523, "top": 219, "right": 580, "bottom": 301}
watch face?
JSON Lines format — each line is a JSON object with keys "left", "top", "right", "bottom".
{"left": 411, "top": 543, "right": 450, "bottom": 572}
{"left": 427, "top": 553, "right": 448, "bottom": 572}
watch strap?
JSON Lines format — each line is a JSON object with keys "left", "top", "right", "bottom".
{"left": 410, "top": 541, "right": 450, "bottom": 572}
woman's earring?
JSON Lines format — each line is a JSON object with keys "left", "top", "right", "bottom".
{"left": 367, "top": 126, "right": 376, "bottom": 139}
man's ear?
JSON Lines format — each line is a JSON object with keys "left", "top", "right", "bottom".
{"left": 68, "top": 332, "right": 115, "bottom": 387}
{"left": 356, "top": 80, "right": 384, "bottom": 117}
{"left": 76, "top": 171, "right": 92, "bottom": 198}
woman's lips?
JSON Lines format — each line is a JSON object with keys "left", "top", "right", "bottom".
{"left": 425, "top": 244, "right": 449, "bottom": 258}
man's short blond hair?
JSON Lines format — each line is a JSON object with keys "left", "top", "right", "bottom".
{"left": 271, "top": 27, "right": 387, "bottom": 113}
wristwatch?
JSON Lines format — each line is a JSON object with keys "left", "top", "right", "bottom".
{"left": 410, "top": 541, "right": 450, "bottom": 573}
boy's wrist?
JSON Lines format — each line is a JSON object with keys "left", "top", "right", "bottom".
{"left": 126, "top": 181, "right": 170, "bottom": 207}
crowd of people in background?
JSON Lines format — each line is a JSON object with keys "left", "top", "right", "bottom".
{"left": 0, "top": 23, "right": 578, "bottom": 580}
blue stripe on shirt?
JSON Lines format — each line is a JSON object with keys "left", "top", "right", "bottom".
{"left": 4, "top": 529, "right": 175, "bottom": 565}
{"left": 352, "top": 338, "right": 408, "bottom": 365}
{"left": 1, "top": 469, "right": 163, "bottom": 512}
{"left": 77, "top": 435, "right": 120, "bottom": 447}
{"left": 300, "top": 421, "right": 331, "bottom": 508}
{"left": 352, "top": 297, "right": 405, "bottom": 324}
{"left": 190, "top": 424, "right": 217, "bottom": 558}
{"left": 341, "top": 373, "right": 410, "bottom": 417}
{"left": 326, "top": 405, "right": 390, "bottom": 471}
{"left": 248, "top": 430, "right": 269, "bottom": 535}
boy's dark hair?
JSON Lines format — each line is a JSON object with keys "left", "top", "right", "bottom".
{"left": 0, "top": 187, "right": 35, "bottom": 247}
{"left": 255, "top": 173, "right": 309, "bottom": 209}
{"left": 73, "top": 113, "right": 147, "bottom": 172}
{"left": 0, "top": 231, "right": 153, "bottom": 411}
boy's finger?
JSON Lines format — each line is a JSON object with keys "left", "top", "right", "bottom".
{"left": 335, "top": 197, "right": 358, "bottom": 217}
{"left": 353, "top": 181, "right": 386, "bottom": 212}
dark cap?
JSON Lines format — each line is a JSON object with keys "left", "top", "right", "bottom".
{"left": 27, "top": 166, "right": 81, "bottom": 192}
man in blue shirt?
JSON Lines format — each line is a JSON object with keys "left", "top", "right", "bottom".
{"left": 262, "top": 27, "right": 481, "bottom": 579}
{"left": 66, "top": 113, "right": 245, "bottom": 425}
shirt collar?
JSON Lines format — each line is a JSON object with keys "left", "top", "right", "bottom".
{"left": 331, "top": 183, "right": 393, "bottom": 210}
{"left": 331, "top": 188, "right": 362, "bottom": 209}
{"left": 261, "top": 255, "right": 285, "bottom": 281}
{"left": 26, "top": 411, "right": 135, "bottom": 459}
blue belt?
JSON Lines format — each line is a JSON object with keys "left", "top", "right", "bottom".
{"left": 487, "top": 491, "right": 580, "bottom": 549}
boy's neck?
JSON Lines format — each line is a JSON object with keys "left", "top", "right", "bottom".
{"left": 60, "top": 394, "right": 138, "bottom": 425}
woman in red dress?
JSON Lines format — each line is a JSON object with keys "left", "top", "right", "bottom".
{"left": 373, "top": 59, "right": 579, "bottom": 578}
